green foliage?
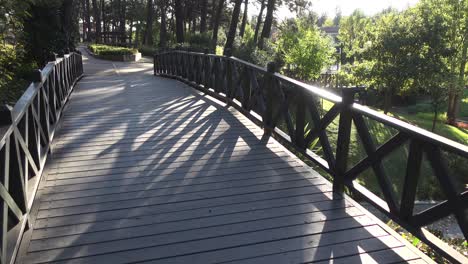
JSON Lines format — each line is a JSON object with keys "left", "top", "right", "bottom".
{"left": 215, "top": 45, "right": 224, "bottom": 56}
{"left": 459, "top": 88, "right": 468, "bottom": 118}
{"left": 138, "top": 45, "right": 155, "bottom": 57}
{"left": 88, "top": 44, "right": 138, "bottom": 56}
{"left": 338, "top": 9, "right": 373, "bottom": 64}
{"left": 184, "top": 32, "right": 213, "bottom": 51}
{"left": 22, "top": 0, "right": 79, "bottom": 66}
{"left": 336, "top": 61, "right": 376, "bottom": 88}
{"left": 231, "top": 24, "right": 279, "bottom": 67}
{"left": 277, "top": 19, "right": 335, "bottom": 80}
{"left": 0, "top": 0, "right": 30, "bottom": 40}
{"left": 215, "top": 28, "right": 227, "bottom": 46}
{"left": 388, "top": 220, "right": 468, "bottom": 263}
{"left": 0, "top": 44, "right": 37, "bottom": 104}
{"left": 338, "top": 3, "right": 454, "bottom": 117}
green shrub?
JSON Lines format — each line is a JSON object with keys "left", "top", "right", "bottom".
{"left": 0, "top": 44, "right": 37, "bottom": 104}
{"left": 88, "top": 44, "right": 138, "bottom": 56}
{"left": 186, "top": 32, "right": 212, "bottom": 48}
{"left": 139, "top": 46, "right": 156, "bottom": 57}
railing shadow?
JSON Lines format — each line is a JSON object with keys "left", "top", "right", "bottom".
{"left": 21, "top": 53, "right": 428, "bottom": 263}
{"left": 152, "top": 49, "right": 467, "bottom": 263}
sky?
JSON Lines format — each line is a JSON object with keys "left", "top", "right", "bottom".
{"left": 249, "top": 0, "right": 420, "bottom": 21}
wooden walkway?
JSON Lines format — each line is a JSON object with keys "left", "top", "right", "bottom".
{"left": 16, "top": 52, "right": 432, "bottom": 263}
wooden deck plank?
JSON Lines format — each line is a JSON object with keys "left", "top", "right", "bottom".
{"left": 30, "top": 201, "right": 358, "bottom": 240}
{"left": 36, "top": 180, "right": 329, "bottom": 218}
{"left": 39, "top": 166, "right": 311, "bottom": 194}
{"left": 23, "top": 216, "right": 377, "bottom": 263}
{"left": 28, "top": 207, "right": 365, "bottom": 252}
{"left": 15, "top": 51, "right": 431, "bottom": 263}
{"left": 33, "top": 187, "right": 338, "bottom": 229}
{"left": 39, "top": 172, "right": 323, "bottom": 201}
{"left": 42, "top": 162, "right": 309, "bottom": 188}
{"left": 152, "top": 234, "right": 403, "bottom": 264}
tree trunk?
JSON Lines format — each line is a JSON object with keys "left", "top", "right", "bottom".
{"left": 61, "top": 0, "right": 75, "bottom": 49}
{"left": 210, "top": 0, "right": 217, "bottom": 30}
{"left": 142, "top": 0, "right": 153, "bottom": 45}
{"left": 253, "top": 0, "right": 265, "bottom": 44}
{"left": 159, "top": 0, "right": 167, "bottom": 48}
{"left": 239, "top": 0, "right": 248, "bottom": 38}
{"left": 135, "top": 22, "right": 140, "bottom": 46}
{"left": 129, "top": 18, "right": 133, "bottom": 44}
{"left": 432, "top": 109, "right": 438, "bottom": 132}
{"left": 212, "top": 0, "right": 225, "bottom": 48}
{"left": 200, "top": 0, "right": 208, "bottom": 33}
{"left": 85, "top": 0, "right": 92, "bottom": 41}
{"left": 258, "top": 0, "right": 275, "bottom": 48}
{"left": 82, "top": 0, "right": 87, "bottom": 41}
{"left": 192, "top": 17, "right": 196, "bottom": 33}
{"left": 92, "top": 0, "right": 101, "bottom": 42}
{"left": 101, "top": 0, "right": 106, "bottom": 42}
{"left": 175, "top": 0, "right": 184, "bottom": 43}
{"left": 448, "top": 34, "right": 468, "bottom": 125}
{"left": 224, "top": 0, "right": 243, "bottom": 53}
{"left": 383, "top": 87, "right": 392, "bottom": 114}
{"left": 119, "top": 0, "right": 126, "bottom": 43}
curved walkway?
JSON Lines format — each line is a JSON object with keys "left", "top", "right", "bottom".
{"left": 16, "top": 50, "right": 432, "bottom": 263}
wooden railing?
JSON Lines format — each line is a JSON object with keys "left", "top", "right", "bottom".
{"left": 0, "top": 51, "right": 83, "bottom": 264}
{"left": 154, "top": 49, "right": 468, "bottom": 264}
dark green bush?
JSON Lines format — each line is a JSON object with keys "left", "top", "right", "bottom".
{"left": 0, "top": 44, "right": 37, "bottom": 104}
{"left": 139, "top": 46, "right": 156, "bottom": 57}
{"left": 88, "top": 44, "right": 138, "bottom": 56}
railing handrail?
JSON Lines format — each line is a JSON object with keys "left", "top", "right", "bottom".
{"left": 154, "top": 49, "right": 468, "bottom": 264}
{"left": 157, "top": 49, "right": 467, "bottom": 157}
{"left": 0, "top": 51, "right": 83, "bottom": 264}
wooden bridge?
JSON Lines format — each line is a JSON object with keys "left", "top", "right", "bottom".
{"left": 0, "top": 49, "right": 466, "bottom": 264}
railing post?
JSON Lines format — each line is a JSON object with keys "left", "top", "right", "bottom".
{"left": 153, "top": 53, "right": 158, "bottom": 76}
{"left": 224, "top": 48, "right": 232, "bottom": 100}
{"left": 31, "top": 69, "right": 43, "bottom": 83}
{"left": 295, "top": 89, "right": 306, "bottom": 149}
{"left": 334, "top": 88, "right": 359, "bottom": 195}
{"left": 48, "top": 53, "right": 57, "bottom": 62}
{"left": 263, "top": 62, "right": 276, "bottom": 135}
{"left": 0, "top": 105, "right": 13, "bottom": 126}
{"left": 203, "top": 48, "right": 210, "bottom": 89}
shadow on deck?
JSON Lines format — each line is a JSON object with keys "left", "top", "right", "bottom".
{"left": 15, "top": 51, "right": 433, "bottom": 264}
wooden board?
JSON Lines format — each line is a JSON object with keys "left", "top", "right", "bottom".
{"left": 15, "top": 51, "right": 432, "bottom": 264}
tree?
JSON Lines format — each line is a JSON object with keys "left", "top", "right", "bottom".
{"left": 368, "top": 11, "right": 417, "bottom": 114}
{"left": 79, "top": 0, "right": 91, "bottom": 41}
{"left": 158, "top": 0, "right": 167, "bottom": 47}
{"left": 239, "top": 0, "right": 248, "bottom": 37}
{"left": 277, "top": 19, "right": 335, "bottom": 80}
{"left": 118, "top": 0, "right": 127, "bottom": 43}
{"left": 92, "top": 0, "right": 101, "bottom": 42}
{"left": 441, "top": 0, "right": 468, "bottom": 125}
{"left": 333, "top": 8, "right": 342, "bottom": 26}
{"left": 142, "top": 0, "right": 153, "bottom": 45}
{"left": 253, "top": 0, "right": 265, "bottom": 44}
{"left": 411, "top": 2, "right": 452, "bottom": 131}
{"left": 337, "top": 9, "right": 371, "bottom": 64}
{"left": 212, "top": 0, "right": 225, "bottom": 47}
{"left": 174, "top": 0, "right": 184, "bottom": 43}
{"left": 200, "top": 0, "right": 208, "bottom": 33}
{"left": 258, "top": 0, "right": 276, "bottom": 48}
{"left": 224, "top": 0, "right": 243, "bottom": 53}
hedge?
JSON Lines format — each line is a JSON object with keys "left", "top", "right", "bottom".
{"left": 88, "top": 44, "right": 138, "bottom": 56}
